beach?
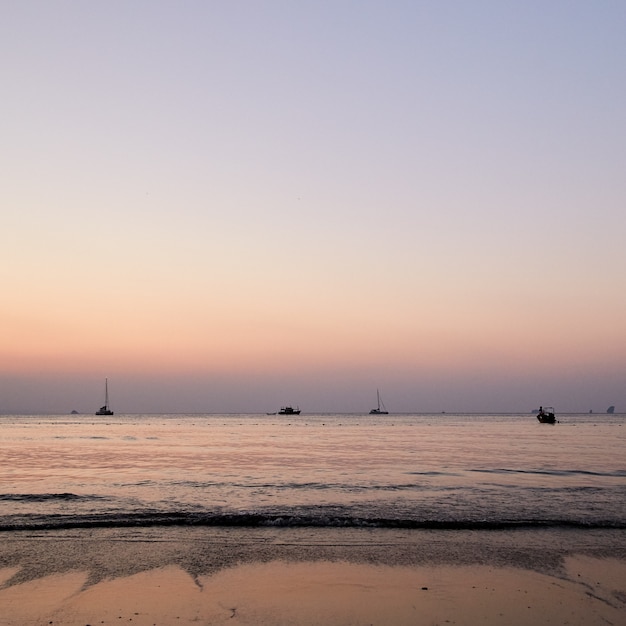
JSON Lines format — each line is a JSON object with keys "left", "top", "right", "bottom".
{"left": 1, "top": 527, "right": 625, "bottom": 626}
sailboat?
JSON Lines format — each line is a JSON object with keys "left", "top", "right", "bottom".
{"left": 369, "top": 389, "right": 388, "bottom": 415}
{"left": 95, "top": 379, "right": 114, "bottom": 416}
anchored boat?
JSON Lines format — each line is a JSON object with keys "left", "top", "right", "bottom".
{"left": 278, "top": 406, "right": 300, "bottom": 415}
{"left": 369, "top": 390, "right": 388, "bottom": 415}
{"left": 95, "top": 379, "right": 114, "bottom": 416}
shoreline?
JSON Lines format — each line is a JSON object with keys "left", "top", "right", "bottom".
{"left": 1, "top": 527, "right": 625, "bottom": 625}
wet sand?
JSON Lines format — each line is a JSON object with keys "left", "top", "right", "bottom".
{"left": 1, "top": 528, "right": 625, "bottom": 625}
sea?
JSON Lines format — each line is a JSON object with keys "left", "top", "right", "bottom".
{"left": 1, "top": 412, "right": 624, "bottom": 533}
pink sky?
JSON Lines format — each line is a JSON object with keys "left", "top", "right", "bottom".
{"left": 1, "top": 2, "right": 625, "bottom": 413}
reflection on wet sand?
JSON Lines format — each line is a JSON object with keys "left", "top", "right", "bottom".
{"left": 1, "top": 558, "right": 626, "bottom": 626}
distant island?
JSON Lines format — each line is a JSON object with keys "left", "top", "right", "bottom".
{"left": 607, "top": 405, "right": 615, "bottom": 414}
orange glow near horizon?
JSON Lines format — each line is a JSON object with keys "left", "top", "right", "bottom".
{"left": 3, "top": 296, "right": 624, "bottom": 381}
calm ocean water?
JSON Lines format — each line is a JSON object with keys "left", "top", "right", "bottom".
{"left": 1, "top": 413, "right": 625, "bottom": 532}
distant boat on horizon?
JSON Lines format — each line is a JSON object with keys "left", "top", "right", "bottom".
{"left": 278, "top": 406, "right": 300, "bottom": 415}
{"left": 369, "top": 390, "right": 388, "bottom": 415}
{"left": 95, "top": 379, "right": 114, "bottom": 416}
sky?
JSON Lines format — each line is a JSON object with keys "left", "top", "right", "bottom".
{"left": 1, "top": 1, "right": 625, "bottom": 414}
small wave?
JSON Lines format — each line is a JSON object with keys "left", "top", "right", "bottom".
{"left": 470, "top": 468, "right": 626, "bottom": 478}
{"left": 168, "top": 479, "right": 426, "bottom": 492}
{"left": 0, "top": 493, "right": 99, "bottom": 503}
{"left": 407, "top": 471, "right": 460, "bottom": 477}
{"left": 1, "top": 511, "right": 624, "bottom": 532}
